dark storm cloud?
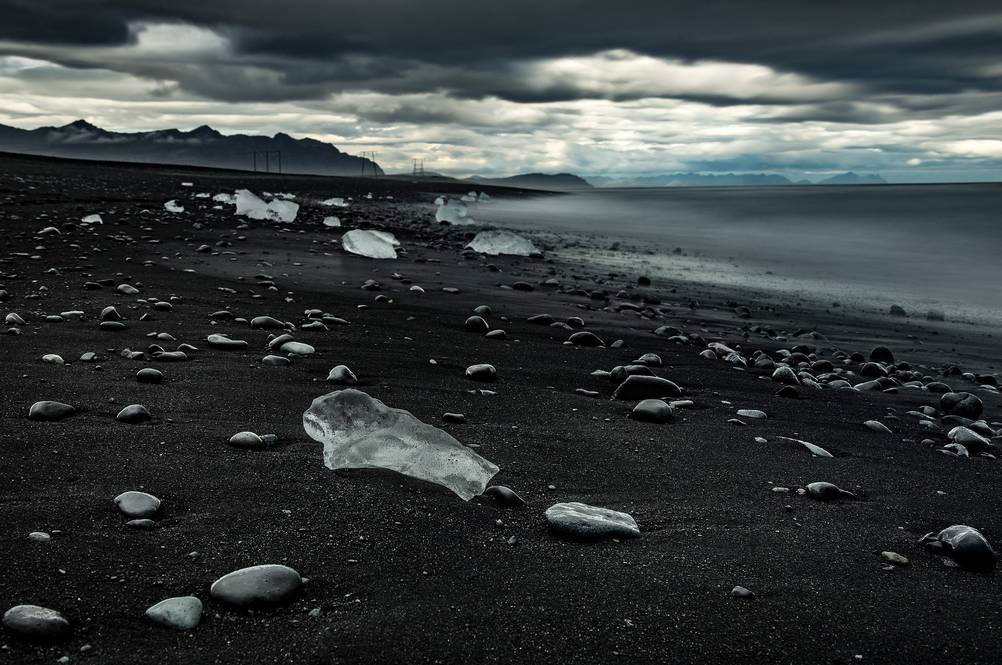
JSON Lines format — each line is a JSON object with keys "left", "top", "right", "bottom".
{"left": 0, "top": 0, "right": 1000, "bottom": 107}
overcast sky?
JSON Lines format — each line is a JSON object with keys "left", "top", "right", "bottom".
{"left": 1, "top": 1, "right": 1000, "bottom": 180}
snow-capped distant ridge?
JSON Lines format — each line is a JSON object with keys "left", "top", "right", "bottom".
{"left": 0, "top": 120, "right": 381, "bottom": 177}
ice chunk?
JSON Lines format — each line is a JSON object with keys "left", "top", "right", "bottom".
{"left": 461, "top": 191, "right": 477, "bottom": 202}
{"left": 81, "top": 213, "right": 103, "bottom": 225}
{"left": 233, "top": 189, "right": 299, "bottom": 222}
{"left": 435, "top": 199, "right": 475, "bottom": 225}
{"left": 303, "top": 389, "right": 499, "bottom": 500}
{"left": 368, "top": 230, "right": 399, "bottom": 247}
{"left": 341, "top": 230, "right": 397, "bottom": 259}
{"left": 466, "top": 230, "right": 539, "bottom": 256}
{"left": 213, "top": 193, "right": 235, "bottom": 204}
{"left": 478, "top": 192, "right": 491, "bottom": 202}
{"left": 433, "top": 196, "right": 445, "bottom": 206}
{"left": 322, "top": 216, "right": 341, "bottom": 228}
{"left": 181, "top": 182, "right": 193, "bottom": 187}
{"left": 164, "top": 200, "right": 185, "bottom": 213}
{"left": 321, "top": 197, "right": 349, "bottom": 208}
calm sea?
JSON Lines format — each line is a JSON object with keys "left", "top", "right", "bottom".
{"left": 475, "top": 184, "right": 1002, "bottom": 322}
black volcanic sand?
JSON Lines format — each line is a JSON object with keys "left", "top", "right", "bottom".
{"left": 1, "top": 152, "right": 1000, "bottom": 664}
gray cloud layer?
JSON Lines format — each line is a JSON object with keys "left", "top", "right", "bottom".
{"left": 0, "top": 1, "right": 1000, "bottom": 179}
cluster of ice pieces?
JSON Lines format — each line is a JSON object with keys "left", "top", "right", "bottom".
{"left": 320, "top": 197, "right": 349, "bottom": 208}
{"left": 435, "top": 199, "right": 476, "bottom": 225}
{"left": 232, "top": 189, "right": 299, "bottom": 223}
{"left": 303, "top": 389, "right": 498, "bottom": 500}
{"left": 466, "top": 230, "right": 539, "bottom": 256}
{"left": 341, "top": 229, "right": 398, "bottom": 259}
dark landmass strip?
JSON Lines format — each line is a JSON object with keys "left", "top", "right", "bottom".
{"left": 588, "top": 172, "right": 887, "bottom": 187}
{"left": 0, "top": 120, "right": 383, "bottom": 177}
{"left": 0, "top": 152, "right": 998, "bottom": 665}
{"left": 468, "top": 173, "right": 593, "bottom": 190}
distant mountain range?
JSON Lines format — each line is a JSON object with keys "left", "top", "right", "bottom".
{"left": 0, "top": 120, "right": 382, "bottom": 177}
{"left": 586, "top": 172, "right": 887, "bottom": 187}
{"left": 467, "top": 173, "right": 592, "bottom": 190}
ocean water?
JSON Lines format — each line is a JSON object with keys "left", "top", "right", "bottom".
{"left": 475, "top": 184, "right": 1002, "bottom": 322}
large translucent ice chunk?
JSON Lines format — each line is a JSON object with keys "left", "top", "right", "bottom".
{"left": 466, "top": 230, "right": 539, "bottom": 256}
{"left": 435, "top": 199, "right": 475, "bottom": 225}
{"left": 233, "top": 189, "right": 299, "bottom": 222}
{"left": 341, "top": 230, "right": 397, "bottom": 259}
{"left": 303, "top": 389, "right": 499, "bottom": 500}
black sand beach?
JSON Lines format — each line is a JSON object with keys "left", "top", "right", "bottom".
{"left": 1, "top": 152, "right": 1000, "bottom": 664}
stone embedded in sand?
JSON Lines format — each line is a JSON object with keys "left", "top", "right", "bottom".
{"left": 771, "top": 366, "right": 800, "bottom": 385}
{"left": 864, "top": 420, "right": 892, "bottom": 434}
{"left": 136, "top": 368, "right": 164, "bottom": 383}
{"left": 465, "top": 364, "right": 497, "bottom": 382}
{"left": 568, "top": 331, "right": 604, "bottom": 347}
{"left": 40, "top": 354, "right": 64, "bottom": 365}
{"left": 117, "top": 404, "right": 151, "bottom": 423}
{"left": 250, "top": 316, "right": 287, "bottom": 330}
{"left": 322, "top": 216, "right": 341, "bottom": 227}
{"left": 482, "top": 485, "right": 526, "bottom": 508}
{"left": 207, "top": 334, "right": 248, "bottom": 350}
{"left": 342, "top": 230, "right": 397, "bottom": 259}
{"left": 869, "top": 346, "right": 895, "bottom": 363}
{"left": 947, "top": 426, "right": 993, "bottom": 454}
{"left": 126, "top": 518, "right": 157, "bottom": 529}
{"left": 631, "top": 399, "right": 674, "bottom": 423}
{"left": 114, "top": 491, "right": 160, "bottom": 519}
{"left": 210, "top": 564, "right": 302, "bottom": 608}
{"left": 2, "top": 605, "right": 71, "bottom": 643}
{"left": 545, "top": 502, "right": 640, "bottom": 540}
{"left": 920, "top": 525, "right": 998, "bottom": 572}
{"left": 777, "top": 436, "right": 834, "bottom": 458}
{"left": 940, "top": 392, "right": 983, "bottom": 420}
{"left": 145, "top": 596, "right": 202, "bottom": 630}
{"left": 326, "top": 365, "right": 358, "bottom": 385}
{"left": 731, "top": 586, "right": 755, "bottom": 600}
{"left": 464, "top": 316, "right": 490, "bottom": 333}
{"left": 28, "top": 532, "right": 51, "bottom": 542}
{"left": 280, "top": 341, "right": 315, "bottom": 355}
{"left": 736, "top": 409, "right": 767, "bottom": 419}
{"left": 303, "top": 389, "right": 499, "bottom": 501}
{"left": 262, "top": 355, "right": 291, "bottom": 366}
{"left": 117, "top": 283, "right": 139, "bottom": 296}
{"left": 28, "top": 401, "right": 75, "bottom": 421}
{"left": 805, "top": 482, "right": 856, "bottom": 501}
{"left": 881, "top": 551, "right": 910, "bottom": 566}
{"left": 229, "top": 431, "right": 265, "bottom": 449}
{"left": 889, "top": 304, "right": 908, "bottom": 317}
{"left": 465, "top": 230, "right": 539, "bottom": 256}
{"left": 613, "top": 375, "right": 681, "bottom": 400}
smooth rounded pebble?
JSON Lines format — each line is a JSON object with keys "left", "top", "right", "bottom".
{"left": 920, "top": 525, "right": 998, "bottom": 572}
{"left": 545, "top": 502, "right": 640, "bottom": 540}
{"left": 736, "top": 409, "right": 767, "bottom": 419}
{"left": 228, "top": 431, "right": 265, "bottom": 449}
{"left": 482, "top": 485, "right": 526, "bottom": 508}
{"left": 464, "top": 316, "right": 490, "bottom": 333}
{"left": 805, "top": 482, "right": 856, "bottom": 501}
{"left": 116, "top": 404, "right": 151, "bottom": 423}
{"left": 731, "top": 586, "right": 756, "bottom": 600}
{"left": 465, "top": 364, "right": 497, "bottom": 382}
{"left": 631, "top": 399, "right": 674, "bottom": 423}
{"left": 114, "top": 491, "right": 161, "bottom": 519}
{"left": 326, "top": 365, "right": 358, "bottom": 385}
{"left": 207, "top": 334, "right": 248, "bottom": 350}
{"left": 145, "top": 596, "right": 203, "bottom": 630}
{"left": 136, "top": 368, "right": 164, "bottom": 383}
{"left": 27, "top": 531, "right": 51, "bottom": 542}
{"left": 2, "top": 605, "right": 71, "bottom": 642}
{"left": 613, "top": 375, "right": 681, "bottom": 400}
{"left": 28, "top": 401, "right": 76, "bottom": 421}
{"left": 41, "top": 354, "right": 64, "bottom": 365}
{"left": 280, "top": 341, "right": 315, "bottom": 355}
{"left": 262, "top": 354, "right": 291, "bottom": 366}
{"left": 209, "top": 564, "right": 302, "bottom": 608}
